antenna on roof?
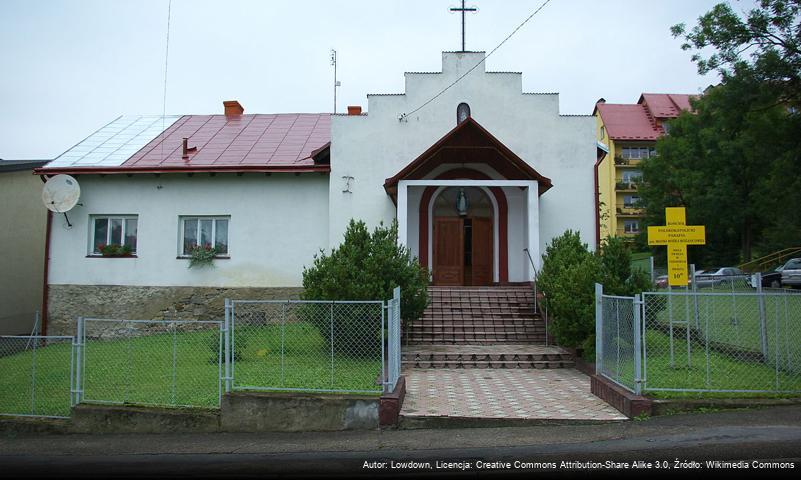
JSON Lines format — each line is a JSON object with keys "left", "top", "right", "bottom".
{"left": 161, "top": 0, "right": 173, "bottom": 162}
{"left": 42, "top": 174, "right": 82, "bottom": 228}
{"left": 330, "top": 49, "right": 341, "bottom": 114}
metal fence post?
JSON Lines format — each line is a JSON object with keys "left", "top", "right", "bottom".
{"left": 330, "top": 302, "right": 335, "bottom": 389}
{"left": 381, "top": 300, "right": 386, "bottom": 393}
{"left": 74, "top": 317, "right": 84, "bottom": 405}
{"left": 224, "top": 299, "right": 232, "bottom": 393}
{"left": 756, "top": 273, "right": 769, "bottom": 359}
{"left": 641, "top": 293, "right": 648, "bottom": 389}
{"left": 633, "top": 294, "right": 643, "bottom": 396}
{"left": 31, "top": 327, "right": 38, "bottom": 415}
{"left": 280, "top": 302, "right": 286, "bottom": 388}
{"left": 394, "top": 286, "right": 401, "bottom": 391}
{"left": 594, "top": 283, "right": 603, "bottom": 375}
{"left": 171, "top": 323, "right": 177, "bottom": 406}
{"left": 218, "top": 319, "right": 223, "bottom": 405}
{"left": 691, "top": 264, "right": 699, "bottom": 330}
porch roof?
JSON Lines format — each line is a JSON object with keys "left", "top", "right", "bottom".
{"left": 383, "top": 117, "right": 552, "bottom": 198}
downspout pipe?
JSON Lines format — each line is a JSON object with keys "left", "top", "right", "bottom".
{"left": 39, "top": 174, "right": 52, "bottom": 336}
{"left": 594, "top": 152, "right": 606, "bottom": 250}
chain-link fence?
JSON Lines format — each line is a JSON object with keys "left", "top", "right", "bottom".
{"left": 2, "top": 291, "right": 400, "bottom": 419}
{"left": 0, "top": 335, "right": 74, "bottom": 418}
{"left": 596, "top": 283, "right": 801, "bottom": 395}
{"left": 595, "top": 285, "right": 642, "bottom": 393}
{"left": 642, "top": 291, "right": 801, "bottom": 393}
{"left": 76, "top": 318, "right": 223, "bottom": 408}
{"left": 229, "top": 300, "right": 385, "bottom": 394}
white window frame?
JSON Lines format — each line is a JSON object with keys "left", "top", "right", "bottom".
{"left": 623, "top": 195, "right": 641, "bottom": 207}
{"left": 622, "top": 170, "right": 643, "bottom": 183}
{"left": 178, "top": 216, "right": 230, "bottom": 257}
{"left": 624, "top": 219, "right": 640, "bottom": 234}
{"left": 89, "top": 215, "right": 138, "bottom": 255}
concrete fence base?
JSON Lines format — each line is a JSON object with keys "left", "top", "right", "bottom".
{"left": 220, "top": 392, "right": 379, "bottom": 432}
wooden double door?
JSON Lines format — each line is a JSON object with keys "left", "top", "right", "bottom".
{"left": 433, "top": 216, "right": 493, "bottom": 286}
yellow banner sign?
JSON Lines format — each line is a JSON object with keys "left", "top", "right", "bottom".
{"left": 667, "top": 244, "right": 688, "bottom": 285}
{"left": 647, "top": 226, "right": 706, "bottom": 245}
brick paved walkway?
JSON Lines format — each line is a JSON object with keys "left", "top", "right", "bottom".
{"left": 401, "top": 368, "right": 627, "bottom": 421}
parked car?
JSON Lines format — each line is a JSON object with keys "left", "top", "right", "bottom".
{"left": 751, "top": 265, "right": 785, "bottom": 289}
{"left": 655, "top": 274, "right": 692, "bottom": 289}
{"left": 693, "top": 267, "right": 748, "bottom": 288}
{"left": 781, "top": 258, "right": 801, "bottom": 289}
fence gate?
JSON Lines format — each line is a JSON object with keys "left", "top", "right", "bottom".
{"left": 0, "top": 335, "right": 75, "bottom": 418}
{"left": 385, "top": 287, "right": 401, "bottom": 393}
{"left": 595, "top": 284, "right": 643, "bottom": 394}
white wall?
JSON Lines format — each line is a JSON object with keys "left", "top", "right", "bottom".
{"left": 330, "top": 51, "right": 596, "bottom": 280}
{"left": 47, "top": 173, "right": 329, "bottom": 287}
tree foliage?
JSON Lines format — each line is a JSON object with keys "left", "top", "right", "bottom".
{"left": 302, "top": 219, "right": 429, "bottom": 321}
{"left": 672, "top": 0, "right": 801, "bottom": 107}
{"left": 537, "top": 231, "right": 651, "bottom": 353}
{"left": 301, "top": 220, "right": 429, "bottom": 355}
{"left": 639, "top": 1, "right": 801, "bottom": 265}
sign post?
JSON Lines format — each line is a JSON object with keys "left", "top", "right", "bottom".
{"left": 647, "top": 207, "right": 706, "bottom": 287}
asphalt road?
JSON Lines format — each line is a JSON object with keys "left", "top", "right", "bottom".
{"left": 2, "top": 406, "right": 801, "bottom": 478}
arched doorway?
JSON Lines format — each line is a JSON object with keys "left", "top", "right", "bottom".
{"left": 417, "top": 168, "right": 509, "bottom": 285}
{"left": 430, "top": 186, "right": 495, "bottom": 286}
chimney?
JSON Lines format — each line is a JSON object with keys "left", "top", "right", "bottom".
{"left": 182, "top": 137, "right": 197, "bottom": 159}
{"left": 223, "top": 100, "right": 244, "bottom": 116}
{"left": 347, "top": 105, "right": 362, "bottom": 115}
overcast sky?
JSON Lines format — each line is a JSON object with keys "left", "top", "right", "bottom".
{"left": 0, "top": 0, "right": 757, "bottom": 160}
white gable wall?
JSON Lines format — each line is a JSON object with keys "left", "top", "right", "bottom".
{"left": 47, "top": 174, "right": 329, "bottom": 287}
{"left": 330, "top": 52, "right": 596, "bottom": 278}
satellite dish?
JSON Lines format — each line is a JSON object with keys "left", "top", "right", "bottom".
{"left": 42, "top": 174, "right": 81, "bottom": 213}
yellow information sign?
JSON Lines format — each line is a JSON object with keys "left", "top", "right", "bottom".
{"left": 647, "top": 207, "right": 706, "bottom": 286}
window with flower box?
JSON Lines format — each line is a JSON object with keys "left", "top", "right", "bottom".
{"left": 179, "top": 216, "right": 229, "bottom": 257}
{"left": 90, "top": 215, "right": 138, "bottom": 256}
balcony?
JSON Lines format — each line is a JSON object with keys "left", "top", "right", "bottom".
{"left": 615, "top": 181, "right": 639, "bottom": 191}
{"left": 616, "top": 228, "right": 641, "bottom": 237}
{"left": 616, "top": 203, "right": 645, "bottom": 216}
{"left": 613, "top": 156, "right": 641, "bottom": 167}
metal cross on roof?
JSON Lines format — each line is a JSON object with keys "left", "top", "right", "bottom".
{"left": 450, "top": 1, "right": 478, "bottom": 52}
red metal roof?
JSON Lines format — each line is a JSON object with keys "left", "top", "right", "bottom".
{"left": 639, "top": 93, "right": 693, "bottom": 118}
{"left": 39, "top": 113, "right": 331, "bottom": 175}
{"left": 125, "top": 113, "right": 330, "bottom": 169}
{"left": 596, "top": 93, "right": 694, "bottom": 141}
{"left": 596, "top": 103, "right": 661, "bottom": 140}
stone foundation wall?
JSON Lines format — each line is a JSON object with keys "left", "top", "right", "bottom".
{"left": 46, "top": 284, "right": 304, "bottom": 336}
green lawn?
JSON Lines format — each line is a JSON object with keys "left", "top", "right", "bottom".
{"left": 0, "top": 321, "right": 382, "bottom": 417}
{"left": 644, "top": 291, "right": 801, "bottom": 374}
{"left": 600, "top": 328, "right": 801, "bottom": 397}
{"left": 643, "top": 329, "right": 801, "bottom": 393}
{"left": 0, "top": 339, "right": 73, "bottom": 417}
{"left": 232, "top": 322, "right": 383, "bottom": 394}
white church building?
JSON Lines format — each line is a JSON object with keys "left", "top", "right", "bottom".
{"left": 37, "top": 51, "right": 596, "bottom": 335}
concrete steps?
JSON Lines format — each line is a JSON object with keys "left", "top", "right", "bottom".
{"left": 401, "top": 345, "right": 573, "bottom": 369}
{"left": 407, "top": 285, "right": 547, "bottom": 345}
{"left": 402, "top": 286, "right": 572, "bottom": 369}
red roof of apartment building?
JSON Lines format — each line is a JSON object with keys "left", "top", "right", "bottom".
{"left": 594, "top": 93, "right": 694, "bottom": 141}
